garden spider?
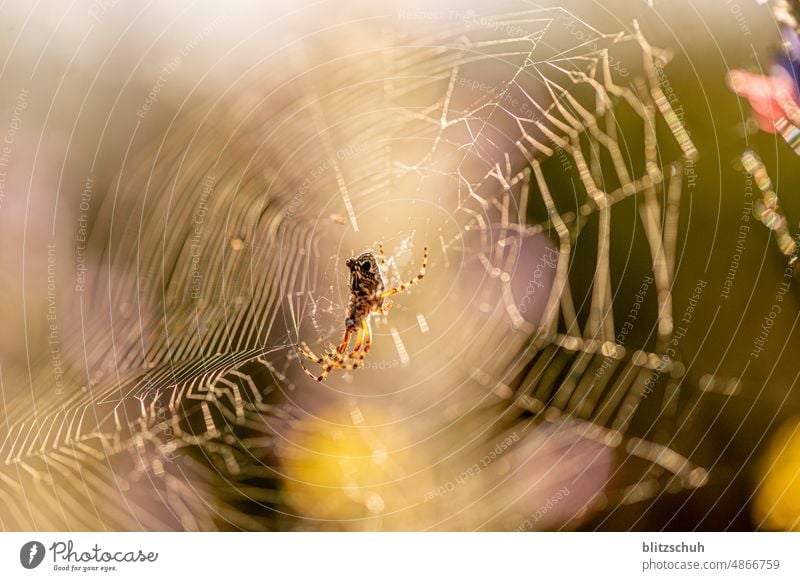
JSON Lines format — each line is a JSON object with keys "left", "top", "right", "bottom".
{"left": 296, "top": 244, "right": 428, "bottom": 382}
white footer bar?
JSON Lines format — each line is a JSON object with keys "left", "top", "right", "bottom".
{"left": 0, "top": 532, "right": 797, "bottom": 580}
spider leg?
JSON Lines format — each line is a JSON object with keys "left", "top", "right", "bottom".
{"left": 373, "top": 301, "right": 393, "bottom": 314}
{"left": 297, "top": 325, "right": 358, "bottom": 381}
{"left": 297, "top": 341, "right": 325, "bottom": 363}
{"left": 378, "top": 243, "right": 387, "bottom": 266}
{"left": 341, "top": 319, "right": 371, "bottom": 371}
{"left": 297, "top": 326, "right": 353, "bottom": 364}
{"left": 359, "top": 319, "right": 372, "bottom": 366}
{"left": 343, "top": 321, "right": 366, "bottom": 360}
{"left": 300, "top": 348, "right": 349, "bottom": 382}
{"left": 334, "top": 327, "right": 354, "bottom": 357}
{"left": 298, "top": 351, "right": 337, "bottom": 381}
{"left": 379, "top": 246, "right": 428, "bottom": 299}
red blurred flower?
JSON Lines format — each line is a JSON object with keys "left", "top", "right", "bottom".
{"left": 727, "top": 69, "right": 799, "bottom": 133}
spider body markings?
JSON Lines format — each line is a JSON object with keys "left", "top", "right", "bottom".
{"left": 297, "top": 245, "right": 428, "bottom": 381}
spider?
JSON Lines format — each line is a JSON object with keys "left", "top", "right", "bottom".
{"left": 296, "top": 244, "right": 428, "bottom": 381}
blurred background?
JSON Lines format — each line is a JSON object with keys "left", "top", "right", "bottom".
{"left": 1, "top": 0, "right": 800, "bottom": 531}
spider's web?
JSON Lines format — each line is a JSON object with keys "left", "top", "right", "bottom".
{"left": 0, "top": 6, "right": 707, "bottom": 531}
